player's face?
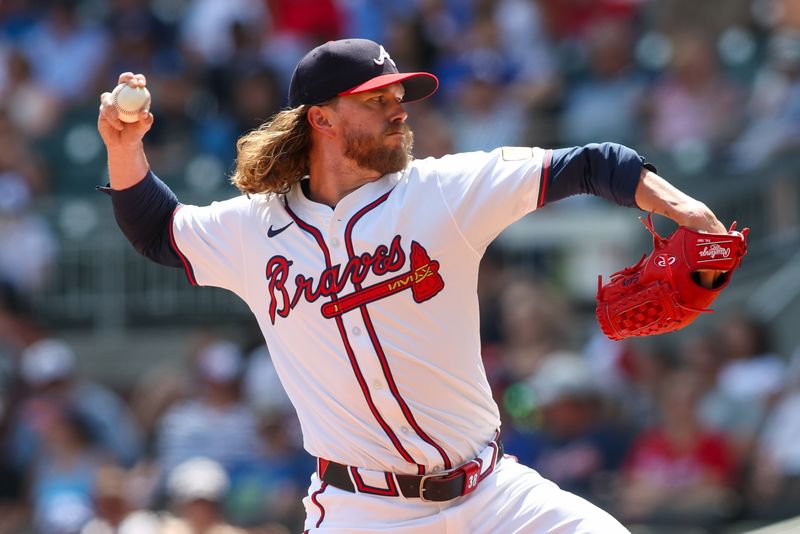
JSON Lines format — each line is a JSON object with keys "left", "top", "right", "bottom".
{"left": 337, "top": 84, "right": 414, "bottom": 175}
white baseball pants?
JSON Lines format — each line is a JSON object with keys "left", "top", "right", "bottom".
{"left": 303, "top": 456, "right": 630, "bottom": 533}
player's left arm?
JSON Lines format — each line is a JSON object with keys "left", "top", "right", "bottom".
{"left": 542, "top": 143, "right": 725, "bottom": 233}
{"left": 430, "top": 143, "right": 725, "bottom": 262}
{"left": 542, "top": 143, "right": 728, "bottom": 287}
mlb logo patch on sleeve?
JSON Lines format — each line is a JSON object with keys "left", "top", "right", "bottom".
{"left": 501, "top": 147, "right": 534, "bottom": 161}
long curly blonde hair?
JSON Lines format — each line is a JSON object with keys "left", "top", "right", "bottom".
{"left": 230, "top": 106, "right": 311, "bottom": 195}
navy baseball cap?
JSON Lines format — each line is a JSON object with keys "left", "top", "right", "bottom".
{"left": 288, "top": 39, "right": 439, "bottom": 108}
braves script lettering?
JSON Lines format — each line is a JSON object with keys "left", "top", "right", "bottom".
{"left": 698, "top": 243, "right": 731, "bottom": 259}
{"left": 266, "top": 235, "right": 414, "bottom": 323}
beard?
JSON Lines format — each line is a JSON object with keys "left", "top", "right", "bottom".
{"left": 343, "top": 122, "right": 414, "bottom": 175}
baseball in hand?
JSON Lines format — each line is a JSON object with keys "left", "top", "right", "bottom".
{"left": 111, "top": 83, "right": 151, "bottom": 123}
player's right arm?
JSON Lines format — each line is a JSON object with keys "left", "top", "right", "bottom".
{"left": 97, "top": 72, "right": 184, "bottom": 269}
{"left": 97, "top": 72, "right": 247, "bottom": 296}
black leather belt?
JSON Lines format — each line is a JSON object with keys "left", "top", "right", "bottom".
{"left": 318, "top": 440, "right": 503, "bottom": 502}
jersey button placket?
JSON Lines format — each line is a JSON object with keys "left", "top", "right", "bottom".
{"left": 325, "top": 215, "right": 343, "bottom": 254}
{"left": 329, "top": 207, "right": 423, "bottom": 462}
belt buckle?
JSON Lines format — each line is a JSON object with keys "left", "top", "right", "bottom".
{"left": 418, "top": 472, "right": 440, "bottom": 503}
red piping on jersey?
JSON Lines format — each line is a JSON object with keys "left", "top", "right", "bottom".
{"left": 284, "top": 202, "right": 425, "bottom": 474}
{"left": 345, "top": 192, "right": 453, "bottom": 471}
{"left": 537, "top": 149, "right": 552, "bottom": 208}
{"left": 350, "top": 466, "right": 399, "bottom": 496}
{"left": 310, "top": 481, "right": 328, "bottom": 528}
{"left": 169, "top": 205, "right": 198, "bottom": 286}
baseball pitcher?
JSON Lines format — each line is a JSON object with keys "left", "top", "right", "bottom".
{"left": 98, "top": 39, "right": 734, "bottom": 533}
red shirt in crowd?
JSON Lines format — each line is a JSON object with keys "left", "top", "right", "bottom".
{"left": 623, "top": 429, "right": 736, "bottom": 488}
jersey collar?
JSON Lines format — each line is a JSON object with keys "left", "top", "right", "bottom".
{"left": 285, "top": 171, "right": 403, "bottom": 222}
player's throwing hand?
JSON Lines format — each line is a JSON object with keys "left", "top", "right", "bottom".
{"left": 97, "top": 72, "right": 154, "bottom": 149}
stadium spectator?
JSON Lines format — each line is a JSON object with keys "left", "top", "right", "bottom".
{"left": 161, "top": 457, "right": 248, "bottom": 534}
{"left": 678, "top": 334, "right": 766, "bottom": 462}
{"left": 80, "top": 465, "right": 158, "bottom": 534}
{"left": 178, "top": 0, "right": 267, "bottom": 67}
{"left": 647, "top": 0, "right": 751, "bottom": 39}
{"left": 0, "top": 176, "right": 56, "bottom": 295}
{"left": 26, "top": 400, "right": 112, "bottom": 534}
{"left": 437, "top": 13, "right": 527, "bottom": 152}
{"left": 446, "top": 67, "right": 527, "bottom": 153}
{"left": 496, "top": 275, "right": 573, "bottom": 383}
{"left": 729, "top": 29, "right": 800, "bottom": 170}
{"left": 715, "top": 314, "right": 785, "bottom": 409}
{"left": 559, "top": 18, "right": 647, "bottom": 147}
{"left": 84, "top": 510, "right": 162, "bottom": 534}
{"left": 136, "top": 69, "right": 203, "bottom": 182}
{"left": 227, "top": 66, "right": 283, "bottom": 136}
{"left": 746, "top": 348, "right": 800, "bottom": 521}
{"left": 494, "top": 0, "right": 561, "bottom": 145}
{"left": 6, "top": 339, "right": 143, "bottom": 472}
{"left": 154, "top": 340, "right": 261, "bottom": 482}
{"left": 269, "top": 0, "right": 343, "bottom": 43}
{"left": 128, "top": 364, "right": 190, "bottom": 453}
{"left": 537, "top": 0, "right": 642, "bottom": 41}
{"left": 19, "top": 0, "right": 109, "bottom": 103}
{"left": 103, "top": 0, "right": 180, "bottom": 81}
{"left": 225, "top": 409, "right": 313, "bottom": 531}
{"left": 618, "top": 369, "right": 739, "bottom": 530}
{"left": 645, "top": 30, "right": 743, "bottom": 155}
{"left": 0, "top": 100, "right": 48, "bottom": 193}
{"left": 1, "top": 48, "right": 61, "bottom": 139}
{"left": 504, "top": 353, "right": 632, "bottom": 506}
{"left": 0, "top": 283, "right": 43, "bottom": 386}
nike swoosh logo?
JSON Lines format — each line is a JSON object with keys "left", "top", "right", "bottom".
{"left": 267, "top": 221, "right": 294, "bottom": 238}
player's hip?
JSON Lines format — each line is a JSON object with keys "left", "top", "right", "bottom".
{"left": 302, "top": 457, "right": 631, "bottom": 533}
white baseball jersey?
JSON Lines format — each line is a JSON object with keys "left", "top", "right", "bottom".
{"left": 170, "top": 146, "right": 550, "bottom": 475}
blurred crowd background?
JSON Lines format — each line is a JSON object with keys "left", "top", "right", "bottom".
{"left": 0, "top": 0, "right": 799, "bottom": 533}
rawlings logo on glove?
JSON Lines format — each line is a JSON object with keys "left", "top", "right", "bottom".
{"left": 596, "top": 214, "right": 748, "bottom": 341}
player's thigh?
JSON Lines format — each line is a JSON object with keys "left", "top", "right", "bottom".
{"left": 453, "top": 458, "right": 630, "bottom": 534}
{"left": 302, "top": 474, "right": 450, "bottom": 533}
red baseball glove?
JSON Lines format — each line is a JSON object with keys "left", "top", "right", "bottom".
{"left": 596, "top": 214, "right": 748, "bottom": 341}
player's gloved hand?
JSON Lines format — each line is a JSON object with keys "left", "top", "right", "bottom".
{"left": 596, "top": 214, "right": 748, "bottom": 341}
{"left": 97, "top": 72, "right": 154, "bottom": 150}
{"left": 665, "top": 199, "right": 728, "bottom": 288}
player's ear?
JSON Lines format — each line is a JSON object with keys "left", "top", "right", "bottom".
{"left": 307, "top": 105, "right": 335, "bottom": 137}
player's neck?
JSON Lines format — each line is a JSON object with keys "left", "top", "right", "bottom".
{"left": 307, "top": 154, "right": 381, "bottom": 208}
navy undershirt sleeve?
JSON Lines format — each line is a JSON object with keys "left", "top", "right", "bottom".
{"left": 98, "top": 171, "right": 182, "bottom": 267}
{"left": 542, "top": 143, "right": 656, "bottom": 208}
